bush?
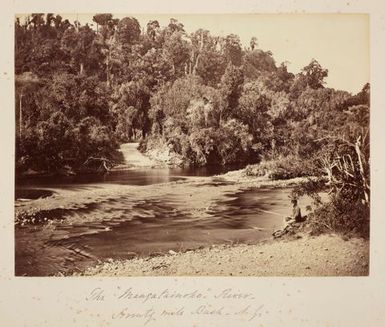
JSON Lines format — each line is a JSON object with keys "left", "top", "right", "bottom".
{"left": 292, "top": 176, "right": 369, "bottom": 238}
{"left": 243, "top": 155, "right": 317, "bottom": 180}
{"left": 305, "top": 198, "right": 369, "bottom": 238}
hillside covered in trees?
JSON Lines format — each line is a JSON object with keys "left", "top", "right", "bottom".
{"left": 15, "top": 13, "right": 369, "bottom": 173}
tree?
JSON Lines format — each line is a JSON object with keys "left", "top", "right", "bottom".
{"left": 188, "top": 29, "right": 225, "bottom": 86}
{"left": 15, "top": 72, "right": 42, "bottom": 139}
{"left": 249, "top": 36, "right": 258, "bottom": 50}
{"left": 219, "top": 64, "right": 244, "bottom": 121}
{"left": 15, "top": 14, "right": 68, "bottom": 76}
{"left": 35, "top": 111, "right": 74, "bottom": 171}
{"left": 111, "top": 80, "right": 151, "bottom": 140}
{"left": 146, "top": 20, "right": 160, "bottom": 41}
{"left": 222, "top": 34, "right": 243, "bottom": 66}
{"left": 116, "top": 17, "right": 141, "bottom": 45}
{"left": 92, "top": 14, "right": 119, "bottom": 85}
{"left": 238, "top": 81, "right": 273, "bottom": 153}
{"left": 30, "top": 13, "right": 45, "bottom": 28}
{"left": 301, "top": 59, "right": 328, "bottom": 89}
{"left": 92, "top": 13, "right": 113, "bottom": 32}
{"left": 61, "top": 24, "right": 99, "bottom": 75}
{"left": 167, "top": 18, "right": 185, "bottom": 34}
{"left": 243, "top": 49, "right": 276, "bottom": 79}
{"left": 163, "top": 30, "right": 190, "bottom": 78}
{"left": 344, "top": 83, "right": 370, "bottom": 108}
{"left": 295, "top": 102, "right": 370, "bottom": 236}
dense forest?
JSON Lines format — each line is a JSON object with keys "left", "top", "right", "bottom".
{"left": 15, "top": 14, "right": 370, "bottom": 235}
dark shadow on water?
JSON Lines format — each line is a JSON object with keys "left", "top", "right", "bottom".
{"left": 16, "top": 164, "right": 243, "bottom": 188}
{"left": 15, "top": 188, "right": 55, "bottom": 200}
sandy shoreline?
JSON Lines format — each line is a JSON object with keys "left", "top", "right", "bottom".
{"left": 74, "top": 233, "right": 369, "bottom": 277}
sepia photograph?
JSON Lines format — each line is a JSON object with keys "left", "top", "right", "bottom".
{"left": 14, "top": 13, "right": 370, "bottom": 277}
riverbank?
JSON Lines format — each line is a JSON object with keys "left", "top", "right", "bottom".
{"left": 74, "top": 233, "right": 369, "bottom": 276}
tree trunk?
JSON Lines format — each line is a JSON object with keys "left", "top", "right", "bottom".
{"left": 355, "top": 135, "right": 370, "bottom": 206}
{"left": 106, "top": 47, "right": 111, "bottom": 87}
{"left": 19, "top": 93, "right": 23, "bottom": 139}
{"left": 189, "top": 49, "right": 195, "bottom": 75}
{"left": 79, "top": 62, "right": 85, "bottom": 75}
{"left": 106, "top": 54, "right": 110, "bottom": 87}
{"left": 171, "top": 63, "right": 175, "bottom": 76}
{"left": 193, "top": 53, "right": 200, "bottom": 76}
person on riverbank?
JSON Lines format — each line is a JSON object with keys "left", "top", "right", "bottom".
{"left": 285, "top": 199, "right": 303, "bottom": 226}
{"left": 273, "top": 198, "right": 305, "bottom": 238}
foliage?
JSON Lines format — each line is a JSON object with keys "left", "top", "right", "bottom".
{"left": 292, "top": 174, "right": 369, "bottom": 238}
{"left": 243, "top": 49, "right": 277, "bottom": 79}
{"left": 244, "top": 156, "right": 318, "bottom": 180}
{"left": 16, "top": 71, "right": 117, "bottom": 173}
{"left": 116, "top": 17, "right": 141, "bottom": 45}
{"left": 291, "top": 85, "right": 370, "bottom": 237}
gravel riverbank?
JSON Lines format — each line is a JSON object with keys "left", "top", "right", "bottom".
{"left": 74, "top": 233, "right": 369, "bottom": 277}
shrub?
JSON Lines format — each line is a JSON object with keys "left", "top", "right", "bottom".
{"left": 292, "top": 165, "right": 370, "bottom": 238}
{"left": 303, "top": 197, "right": 369, "bottom": 238}
{"left": 243, "top": 155, "right": 317, "bottom": 180}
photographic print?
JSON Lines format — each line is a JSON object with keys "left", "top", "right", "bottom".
{"left": 14, "top": 13, "right": 370, "bottom": 277}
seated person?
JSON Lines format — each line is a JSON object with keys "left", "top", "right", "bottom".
{"left": 285, "top": 199, "right": 303, "bottom": 225}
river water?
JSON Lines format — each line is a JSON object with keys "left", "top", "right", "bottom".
{"left": 15, "top": 146, "right": 297, "bottom": 276}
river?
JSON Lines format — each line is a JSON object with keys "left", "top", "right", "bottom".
{"left": 15, "top": 144, "right": 297, "bottom": 276}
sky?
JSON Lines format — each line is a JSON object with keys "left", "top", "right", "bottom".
{"left": 17, "top": 13, "right": 369, "bottom": 94}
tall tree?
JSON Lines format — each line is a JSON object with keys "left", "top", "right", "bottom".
{"left": 116, "top": 17, "right": 141, "bottom": 45}
{"left": 61, "top": 24, "right": 99, "bottom": 75}
{"left": 219, "top": 64, "right": 244, "bottom": 121}
{"left": 301, "top": 59, "right": 328, "bottom": 89}
{"left": 222, "top": 34, "right": 243, "bottom": 66}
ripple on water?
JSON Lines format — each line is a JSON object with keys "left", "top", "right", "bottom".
{"left": 15, "top": 187, "right": 296, "bottom": 276}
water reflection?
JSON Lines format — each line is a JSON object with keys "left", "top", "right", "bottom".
{"left": 16, "top": 165, "right": 240, "bottom": 187}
